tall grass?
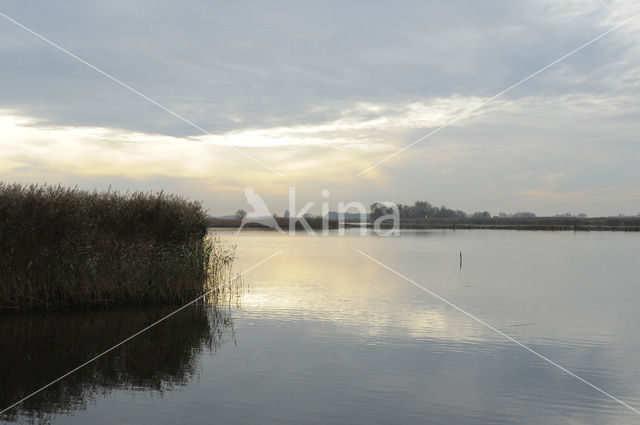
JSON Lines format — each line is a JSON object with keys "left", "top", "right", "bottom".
{"left": 0, "top": 183, "right": 235, "bottom": 311}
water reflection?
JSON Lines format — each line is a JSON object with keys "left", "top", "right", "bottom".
{"left": 219, "top": 230, "right": 640, "bottom": 424}
{"left": 0, "top": 304, "right": 235, "bottom": 424}
{"left": 3, "top": 230, "right": 640, "bottom": 424}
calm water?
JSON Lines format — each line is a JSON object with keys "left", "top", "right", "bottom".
{"left": 2, "top": 229, "right": 640, "bottom": 424}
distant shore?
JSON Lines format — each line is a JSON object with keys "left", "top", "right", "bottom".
{"left": 209, "top": 216, "right": 640, "bottom": 231}
{"left": 384, "top": 217, "right": 640, "bottom": 231}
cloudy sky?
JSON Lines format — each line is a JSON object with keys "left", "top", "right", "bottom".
{"left": 1, "top": 0, "right": 639, "bottom": 216}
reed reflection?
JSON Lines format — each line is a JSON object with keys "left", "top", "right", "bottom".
{"left": 0, "top": 300, "right": 237, "bottom": 424}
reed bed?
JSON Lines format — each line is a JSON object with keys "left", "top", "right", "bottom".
{"left": 0, "top": 183, "right": 235, "bottom": 311}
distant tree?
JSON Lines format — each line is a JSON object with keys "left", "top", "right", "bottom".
{"left": 577, "top": 213, "right": 587, "bottom": 218}
{"left": 472, "top": 211, "right": 491, "bottom": 218}
{"left": 370, "top": 203, "right": 394, "bottom": 220}
{"left": 372, "top": 201, "right": 468, "bottom": 220}
{"left": 235, "top": 209, "right": 247, "bottom": 219}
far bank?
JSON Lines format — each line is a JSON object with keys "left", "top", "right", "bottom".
{"left": 209, "top": 216, "right": 640, "bottom": 231}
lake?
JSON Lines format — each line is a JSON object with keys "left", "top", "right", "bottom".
{"left": 2, "top": 229, "right": 640, "bottom": 424}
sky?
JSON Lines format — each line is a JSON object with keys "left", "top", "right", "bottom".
{"left": 0, "top": 0, "right": 639, "bottom": 216}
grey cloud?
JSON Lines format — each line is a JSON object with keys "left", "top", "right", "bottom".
{"left": 1, "top": 0, "right": 636, "bottom": 135}
{"left": 1, "top": 0, "right": 639, "bottom": 215}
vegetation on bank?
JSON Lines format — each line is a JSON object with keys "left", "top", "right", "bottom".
{"left": 370, "top": 201, "right": 541, "bottom": 220}
{"left": 379, "top": 216, "right": 640, "bottom": 231}
{"left": 0, "top": 183, "right": 234, "bottom": 312}
{"left": 368, "top": 201, "right": 639, "bottom": 229}
{"left": 371, "top": 201, "right": 467, "bottom": 219}
{"left": 206, "top": 198, "right": 639, "bottom": 232}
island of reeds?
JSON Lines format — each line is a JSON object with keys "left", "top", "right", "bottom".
{"left": 0, "top": 183, "right": 234, "bottom": 312}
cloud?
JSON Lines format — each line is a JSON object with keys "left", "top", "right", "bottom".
{"left": 1, "top": 1, "right": 637, "bottom": 133}
{"left": 1, "top": 0, "right": 639, "bottom": 215}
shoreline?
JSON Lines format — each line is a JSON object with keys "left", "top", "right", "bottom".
{"left": 391, "top": 217, "right": 640, "bottom": 231}
{"left": 208, "top": 217, "right": 640, "bottom": 232}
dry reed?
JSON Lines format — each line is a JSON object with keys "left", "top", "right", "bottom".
{"left": 0, "top": 183, "right": 235, "bottom": 311}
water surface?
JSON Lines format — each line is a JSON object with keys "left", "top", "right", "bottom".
{"left": 2, "top": 230, "right": 640, "bottom": 424}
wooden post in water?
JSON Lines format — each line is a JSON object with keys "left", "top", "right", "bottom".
{"left": 459, "top": 251, "right": 463, "bottom": 269}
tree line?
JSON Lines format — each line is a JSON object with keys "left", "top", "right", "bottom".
{"left": 370, "top": 201, "right": 467, "bottom": 220}
{"left": 370, "top": 201, "right": 538, "bottom": 220}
